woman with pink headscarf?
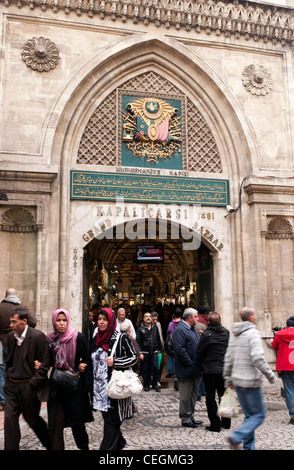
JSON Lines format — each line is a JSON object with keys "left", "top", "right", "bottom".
{"left": 46, "top": 308, "right": 93, "bottom": 450}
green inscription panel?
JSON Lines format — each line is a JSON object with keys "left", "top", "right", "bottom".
{"left": 70, "top": 171, "right": 230, "bottom": 206}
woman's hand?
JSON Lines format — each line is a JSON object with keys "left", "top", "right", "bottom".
{"left": 107, "top": 356, "right": 114, "bottom": 367}
{"left": 34, "top": 360, "right": 41, "bottom": 369}
{"left": 78, "top": 362, "right": 87, "bottom": 373}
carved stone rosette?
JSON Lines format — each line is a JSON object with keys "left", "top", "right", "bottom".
{"left": 242, "top": 65, "right": 272, "bottom": 96}
{"left": 21, "top": 37, "right": 60, "bottom": 72}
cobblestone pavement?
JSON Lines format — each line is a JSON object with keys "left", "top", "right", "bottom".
{"left": 0, "top": 376, "right": 293, "bottom": 452}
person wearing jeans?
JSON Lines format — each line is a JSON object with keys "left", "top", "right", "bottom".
{"left": 223, "top": 307, "right": 276, "bottom": 450}
{"left": 173, "top": 308, "right": 202, "bottom": 428}
{"left": 272, "top": 315, "right": 294, "bottom": 424}
{"left": 0, "top": 345, "right": 6, "bottom": 410}
{"left": 136, "top": 311, "right": 161, "bottom": 392}
{"left": 232, "top": 386, "right": 266, "bottom": 450}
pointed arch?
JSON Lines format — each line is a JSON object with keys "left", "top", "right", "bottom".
{"left": 46, "top": 35, "right": 254, "bottom": 306}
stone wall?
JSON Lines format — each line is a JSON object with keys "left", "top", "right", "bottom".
{"left": 0, "top": 0, "right": 293, "bottom": 356}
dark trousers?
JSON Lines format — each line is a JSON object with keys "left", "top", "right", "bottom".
{"left": 203, "top": 373, "right": 231, "bottom": 431}
{"left": 100, "top": 402, "right": 126, "bottom": 450}
{"left": 4, "top": 380, "right": 51, "bottom": 450}
{"left": 141, "top": 352, "right": 159, "bottom": 388}
{"left": 50, "top": 398, "right": 89, "bottom": 450}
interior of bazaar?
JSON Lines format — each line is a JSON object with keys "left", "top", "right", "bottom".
{"left": 85, "top": 218, "right": 213, "bottom": 329}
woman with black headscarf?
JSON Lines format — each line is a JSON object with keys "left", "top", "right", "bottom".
{"left": 89, "top": 307, "right": 138, "bottom": 450}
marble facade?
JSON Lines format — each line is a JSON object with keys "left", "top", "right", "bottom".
{"left": 1, "top": 0, "right": 294, "bottom": 363}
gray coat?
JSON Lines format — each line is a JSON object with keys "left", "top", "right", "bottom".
{"left": 223, "top": 321, "right": 276, "bottom": 388}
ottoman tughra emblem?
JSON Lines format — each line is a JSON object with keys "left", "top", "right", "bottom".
{"left": 22, "top": 37, "right": 60, "bottom": 72}
{"left": 122, "top": 97, "right": 182, "bottom": 164}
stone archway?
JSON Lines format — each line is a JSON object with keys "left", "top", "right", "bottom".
{"left": 80, "top": 214, "right": 219, "bottom": 334}
{"left": 47, "top": 35, "right": 253, "bottom": 329}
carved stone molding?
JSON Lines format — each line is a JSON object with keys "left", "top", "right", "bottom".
{"left": 242, "top": 64, "right": 272, "bottom": 96}
{"left": 0, "top": 206, "right": 37, "bottom": 233}
{"left": 263, "top": 216, "right": 294, "bottom": 240}
{"left": 3, "top": 0, "right": 294, "bottom": 47}
{"left": 22, "top": 37, "right": 60, "bottom": 72}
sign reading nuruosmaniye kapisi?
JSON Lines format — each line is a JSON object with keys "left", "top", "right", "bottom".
{"left": 121, "top": 95, "right": 183, "bottom": 170}
{"left": 70, "top": 171, "right": 230, "bottom": 206}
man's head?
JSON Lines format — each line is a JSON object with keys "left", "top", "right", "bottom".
{"left": 10, "top": 307, "right": 29, "bottom": 336}
{"left": 5, "top": 288, "right": 17, "bottom": 297}
{"left": 240, "top": 307, "right": 256, "bottom": 323}
{"left": 208, "top": 311, "right": 221, "bottom": 325}
{"left": 151, "top": 311, "right": 158, "bottom": 323}
{"left": 120, "top": 321, "right": 131, "bottom": 335}
{"left": 174, "top": 308, "right": 182, "bottom": 319}
{"left": 286, "top": 316, "right": 294, "bottom": 327}
{"left": 183, "top": 308, "right": 198, "bottom": 327}
{"left": 117, "top": 308, "right": 126, "bottom": 322}
{"left": 143, "top": 312, "right": 152, "bottom": 326}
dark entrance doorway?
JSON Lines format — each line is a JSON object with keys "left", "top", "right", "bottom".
{"left": 81, "top": 219, "right": 214, "bottom": 339}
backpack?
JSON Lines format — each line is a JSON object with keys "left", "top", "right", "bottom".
{"left": 165, "top": 332, "right": 174, "bottom": 357}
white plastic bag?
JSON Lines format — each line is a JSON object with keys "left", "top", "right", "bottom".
{"left": 218, "top": 388, "right": 241, "bottom": 418}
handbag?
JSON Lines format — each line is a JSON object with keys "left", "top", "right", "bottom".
{"left": 51, "top": 368, "right": 80, "bottom": 392}
{"left": 106, "top": 334, "right": 143, "bottom": 399}
{"left": 165, "top": 332, "right": 174, "bottom": 357}
{"left": 217, "top": 387, "right": 241, "bottom": 418}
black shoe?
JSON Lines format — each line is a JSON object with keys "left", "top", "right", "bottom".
{"left": 192, "top": 419, "right": 203, "bottom": 425}
{"left": 155, "top": 386, "right": 161, "bottom": 392}
{"left": 174, "top": 380, "right": 178, "bottom": 391}
{"left": 144, "top": 386, "right": 150, "bottom": 391}
{"left": 182, "top": 421, "right": 199, "bottom": 428}
{"left": 166, "top": 373, "right": 174, "bottom": 378}
{"left": 205, "top": 426, "right": 220, "bottom": 432}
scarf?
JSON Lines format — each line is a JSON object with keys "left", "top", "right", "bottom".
{"left": 47, "top": 308, "right": 78, "bottom": 372}
{"left": 95, "top": 308, "right": 116, "bottom": 351}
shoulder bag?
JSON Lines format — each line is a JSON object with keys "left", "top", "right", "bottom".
{"left": 51, "top": 368, "right": 80, "bottom": 392}
{"left": 106, "top": 333, "right": 143, "bottom": 399}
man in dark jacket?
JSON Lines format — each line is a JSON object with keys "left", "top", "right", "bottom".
{"left": 136, "top": 311, "right": 161, "bottom": 392}
{"left": 196, "top": 311, "right": 230, "bottom": 432}
{"left": 0, "top": 288, "right": 36, "bottom": 410}
{"left": 4, "top": 307, "right": 51, "bottom": 450}
{"left": 173, "top": 308, "right": 202, "bottom": 428}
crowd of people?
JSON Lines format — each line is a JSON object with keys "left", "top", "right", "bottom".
{"left": 0, "top": 288, "right": 294, "bottom": 451}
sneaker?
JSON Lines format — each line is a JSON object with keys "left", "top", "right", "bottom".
{"left": 227, "top": 436, "right": 241, "bottom": 450}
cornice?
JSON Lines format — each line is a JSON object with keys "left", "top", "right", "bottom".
{"left": 1, "top": 0, "right": 294, "bottom": 47}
